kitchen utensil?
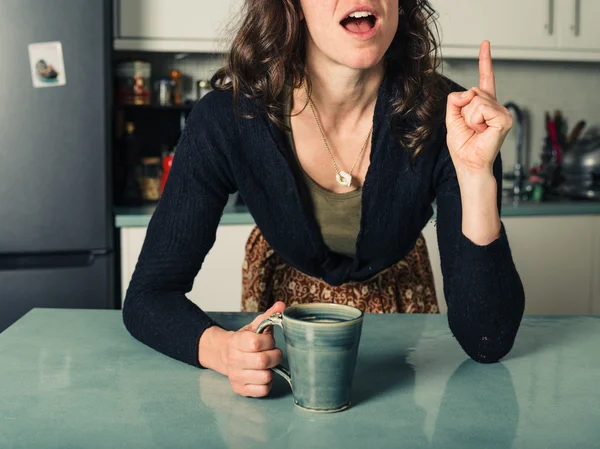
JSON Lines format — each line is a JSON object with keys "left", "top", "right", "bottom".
{"left": 548, "top": 119, "right": 562, "bottom": 164}
{"left": 256, "top": 303, "right": 363, "bottom": 413}
{"left": 568, "top": 120, "right": 586, "bottom": 147}
{"left": 554, "top": 110, "right": 569, "bottom": 149}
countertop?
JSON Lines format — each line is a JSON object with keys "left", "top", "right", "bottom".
{"left": 114, "top": 201, "right": 600, "bottom": 227}
{"left": 1, "top": 309, "right": 599, "bottom": 449}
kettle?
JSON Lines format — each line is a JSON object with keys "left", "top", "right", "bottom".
{"left": 560, "top": 130, "right": 600, "bottom": 200}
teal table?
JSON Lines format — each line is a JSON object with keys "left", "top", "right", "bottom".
{"left": 1, "top": 310, "right": 599, "bottom": 449}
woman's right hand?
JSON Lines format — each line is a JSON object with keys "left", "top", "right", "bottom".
{"left": 199, "top": 302, "right": 286, "bottom": 397}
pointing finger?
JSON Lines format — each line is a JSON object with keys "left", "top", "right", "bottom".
{"left": 479, "top": 40, "right": 496, "bottom": 99}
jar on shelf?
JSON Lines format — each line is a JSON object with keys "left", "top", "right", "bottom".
{"left": 115, "top": 61, "right": 151, "bottom": 105}
{"left": 137, "top": 157, "right": 162, "bottom": 202}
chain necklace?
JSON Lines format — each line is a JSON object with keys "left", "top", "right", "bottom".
{"left": 302, "top": 81, "right": 373, "bottom": 188}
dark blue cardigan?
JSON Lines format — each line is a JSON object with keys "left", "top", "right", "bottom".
{"left": 123, "top": 74, "right": 525, "bottom": 366}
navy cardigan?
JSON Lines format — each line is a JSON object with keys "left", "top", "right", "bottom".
{"left": 123, "top": 74, "right": 525, "bottom": 366}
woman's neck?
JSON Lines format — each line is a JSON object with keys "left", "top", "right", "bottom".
{"left": 293, "top": 48, "right": 385, "bottom": 134}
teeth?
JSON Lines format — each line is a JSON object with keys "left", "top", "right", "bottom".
{"left": 348, "top": 11, "right": 373, "bottom": 19}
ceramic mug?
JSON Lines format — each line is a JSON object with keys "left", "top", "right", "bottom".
{"left": 255, "top": 303, "right": 364, "bottom": 413}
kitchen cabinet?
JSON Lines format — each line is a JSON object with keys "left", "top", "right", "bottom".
{"left": 424, "top": 215, "right": 599, "bottom": 315}
{"left": 433, "top": 0, "right": 557, "bottom": 51}
{"left": 114, "top": 0, "right": 241, "bottom": 53}
{"left": 120, "top": 224, "right": 254, "bottom": 311}
{"left": 433, "top": 0, "right": 600, "bottom": 61}
{"left": 120, "top": 215, "right": 600, "bottom": 315}
{"left": 113, "top": 0, "right": 600, "bottom": 60}
{"left": 556, "top": 0, "right": 600, "bottom": 51}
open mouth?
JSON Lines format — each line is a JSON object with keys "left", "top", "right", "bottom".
{"left": 340, "top": 12, "right": 377, "bottom": 34}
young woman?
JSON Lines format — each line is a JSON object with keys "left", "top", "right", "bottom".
{"left": 123, "top": 0, "right": 525, "bottom": 398}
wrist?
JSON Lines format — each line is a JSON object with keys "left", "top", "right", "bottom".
{"left": 458, "top": 171, "right": 497, "bottom": 204}
{"left": 458, "top": 171, "right": 501, "bottom": 245}
{"left": 456, "top": 166, "right": 495, "bottom": 188}
{"left": 198, "top": 325, "right": 232, "bottom": 375}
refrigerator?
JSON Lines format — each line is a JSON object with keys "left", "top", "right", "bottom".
{"left": 0, "top": 0, "right": 115, "bottom": 332}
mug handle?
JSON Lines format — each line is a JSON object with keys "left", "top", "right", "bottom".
{"left": 255, "top": 313, "right": 292, "bottom": 387}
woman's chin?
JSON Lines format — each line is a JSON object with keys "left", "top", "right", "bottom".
{"left": 338, "top": 52, "right": 385, "bottom": 71}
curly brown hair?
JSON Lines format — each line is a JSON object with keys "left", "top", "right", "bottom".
{"left": 211, "top": 0, "right": 448, "bottom": 156}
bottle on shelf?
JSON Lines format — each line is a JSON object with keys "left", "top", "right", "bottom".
{"left": 119, "top": 122, "right": 143, "bottom": 205}
{"left": 160, "top": 146, "right": 175, "bottom": 195}
{"left": 170, "top": 68, "right": 182, "bottom": 105}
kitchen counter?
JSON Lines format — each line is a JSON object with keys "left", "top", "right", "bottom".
{"left": 2, "top": 309, "right": 599, "bottom": 448}
{"left": 115, "top": 204, "right": 254, "bottom": 228}
{"left": 114, "top": 201, "right": 600, "bottom": 227}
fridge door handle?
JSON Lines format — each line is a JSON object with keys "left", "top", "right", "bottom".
{"left": 0, "top": 252, "right": 101, "bottom": 271}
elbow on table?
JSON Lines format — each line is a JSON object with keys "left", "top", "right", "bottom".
{"left": 121, "top": 287, "right": 145, "bottom": 339}
{"left": 463, "top": 338, "right": 516, "bottom": 364}
{"left": 450, "top": 321, "right": 520, "bottom": 364}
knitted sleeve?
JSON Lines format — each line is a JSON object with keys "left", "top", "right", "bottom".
{"left": 434, "top": 144, "right": 525, "bottom": 363}
{"left": 122, "top": 92, "right": 236, "bottom": 367}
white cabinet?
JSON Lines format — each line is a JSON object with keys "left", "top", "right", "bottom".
{"left": 434, "top": 0, "right": 600, "bottom": 61}
{"left": 113, "top": 0, "right": 600, "bottom": 60}
{"left": 502, "top": 215, "right": 596, "bottom": 315}
{"left": 120, "top": 224, "right": 254, "bottom": 311}
{"left": 120, "top": 215, "right": 600, "bottom": 316}
{"left": 434, "top": 0, "right": 557, "bottom": 50}
{"left": 114, "top": 0, "right": 241, "bottom": 53}
{"left": 424, "top": 215, "right": 600, "bottom": 315}
{"left": 557, "top": 0, "right": 600, "bottom": 51}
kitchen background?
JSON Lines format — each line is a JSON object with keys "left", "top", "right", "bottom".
{"left": 115, "top": 52, "right": 600, "bottom": 173}
{"left": 1, "top": 0, "right": 599, "bottom": 332}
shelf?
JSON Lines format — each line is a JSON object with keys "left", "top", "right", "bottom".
{"left": 115, "top": 103, "right": 196, "bottom": 112}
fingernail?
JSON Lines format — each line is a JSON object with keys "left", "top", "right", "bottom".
{"left": 461, "top": 91, "right": 469, "bottom": 98}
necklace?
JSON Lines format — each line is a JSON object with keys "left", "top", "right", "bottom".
{"left": 302, "top": 82, "right": 373, "bottom": 188}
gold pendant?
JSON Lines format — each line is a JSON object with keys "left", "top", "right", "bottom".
{"left": 336, "top": 171, "right": 352, "bottom": 187}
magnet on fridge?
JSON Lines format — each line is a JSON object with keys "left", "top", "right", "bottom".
{"left": 28, "top": 41, "right": 67, "bottom": 88}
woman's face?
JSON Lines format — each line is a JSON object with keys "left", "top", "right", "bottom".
{"left": 299, "top": 0, "right": 399, "bottom": 70}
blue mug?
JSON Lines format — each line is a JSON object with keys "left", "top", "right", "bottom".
{"left": 256, "top": 303, "right": 364, "bottom": 413}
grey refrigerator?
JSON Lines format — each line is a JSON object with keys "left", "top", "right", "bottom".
{"left": 0, "top": 0, "right": 115, "bottom": 332}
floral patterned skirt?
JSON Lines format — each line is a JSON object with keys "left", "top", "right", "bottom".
{"left": 241, "top": 227, "right": 439, "bottom": 314}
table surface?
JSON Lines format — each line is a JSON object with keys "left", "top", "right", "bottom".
{"left": 1, "top": 310, "right": 599, "bottom": 449}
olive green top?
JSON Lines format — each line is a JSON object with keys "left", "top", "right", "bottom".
{"left": 283, "top": 96, "right": 362, "bottom": 258}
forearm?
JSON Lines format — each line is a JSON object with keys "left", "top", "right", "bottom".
{"left": 437, "top": 157, "right": 524, "bottom": 363}
{"left": 123, "top": 289, "right": 218, "bottom": 367}
{"left": 458, "top": 170, "right": 501, "bottom": 246}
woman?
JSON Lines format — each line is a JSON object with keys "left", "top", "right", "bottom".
{"left": 123, "top": 0, "right": 525, "bottom": 398}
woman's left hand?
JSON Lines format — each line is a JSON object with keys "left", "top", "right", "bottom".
{"left": 445, "top": 41, "right": 513, "bottom": 177}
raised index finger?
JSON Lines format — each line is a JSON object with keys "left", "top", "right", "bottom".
{"left": 479, "top": 40, "right": 496, "bottom": 99}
